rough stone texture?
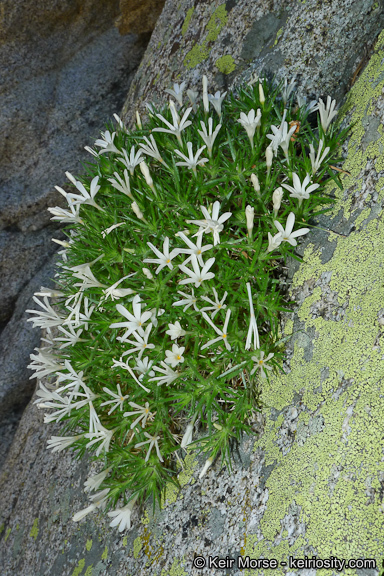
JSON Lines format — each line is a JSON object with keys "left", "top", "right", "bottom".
{"left": 0, "top": 0, "right": 152, "bottom": 445}
{"left": 116, "top": 0, "right": 166, "bottom": 34}
{"left": 2, "top": 1, "right": 384, "bottom": 575}
{"left": 121, "top": 0, "right": 384, "bottom": 126}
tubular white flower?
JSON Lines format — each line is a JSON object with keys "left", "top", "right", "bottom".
{"left": 208, "top": 90, "right": 227, "bottom": 117}
{"left": 149, "top": 361, "right": 180, "bottom": 386}
{"left": 259, "top": 83, "right": 265, "bottom": 105}
{"left": 202, "top": 75, "right": 209, "bottom": 112}
{"left": 143, "top": 237, "right": 180, "bottom": 274}
{"left": 281, "top": 173, "right": 320, "bottom": 207}
{"left": 197, "top": 118, "right": 222, "bottom": 157}
{"left": 108, "top": 496, "right": 138, "bottom": 532}
{"left": 245, "top": 205, "right": 254, "bottom": 238}
{"left": 250, "top": 173, "right": 260, "bottom": 192}
{"left": 114, "top": 113, "right": 126, "bottom": 130}
{"left": 101, "top": 222, "right": 125, "bottom": 238}
{"left": 72, "top": 489, "right": 110, "bottom": 523}
{"left": 187, "top": 201, "right": 232, "bottom": 246}
{"left": 153, "top": 104, "right": 193, "bottom": 145}
{"left": 201, "top": 308, "right": 231, "bottom": 351}
{"left": 165, "top": 82, "right": 186, "bottom": 107}
{"left": 309, "top": 139, "right": 330, "bottom": 174}
{"left": 46, "top": 435, "right": 82, "bottom": 452}
{"left": 237, "top": 109, "right": 262, "bottom": 148}
{"left": 84, "top": 468, "right": 112, "bottom": 493}
{"left": 131, "top": 201, "right": 145, "bottom": 221}
{"left": 281, "top": 77, "right": 296, "bottom": 105}
{"left": 174, "top": 141, "right": 209, "bottom": 176}
{"left": 318, "top": 96, "right": 338, "bottom": 133}
{"left": 139, "top": 160, "right": 155, "bottom": 191}
{"left": 245, "top": 283, "right": 260, "bottom": 351}
{"left": 181, "top": 414, "right": 197, "bottom": 448}
{"left": 117, "top": 145, "right": 144, "bottom": 175}
{"left": 199, "top": 457, "right": 213, "bottom": 479}
{"left": 142, "top": 267, "right": 153, "bottom": 280}
{"left": 85, "top": 424, "right": 115, "bottom": 456}
{"left": 139, "top": 134, "right": 168, "bottom": 167}
{"left": 100, "top": 384, "right": 128, "bottom": 415}
{"left": 266, "top": 146, "right": 273, "bottom": 174}
{"left": 108, "top": 170, "right": 132, "bottom": 197}
{"left": 48, "top": 203, "right": 83, "bottom": 224}
{"left": 274, "top": 212, "right": 310, "bottom": 246}
{"left": 94, "top": 130, "right": 120, "bottom": 155}
{"left": 136, "top": 110, "right": 142, "bottom": 129}
{"left": 266, "top": 231, "right": 283, "bottom": 253}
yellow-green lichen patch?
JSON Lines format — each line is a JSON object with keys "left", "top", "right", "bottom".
{"left": 84, "top": 566, "right": 93, "bottom": 576}
{"left": 161, "top": 557, "right": 187, "bottom": 576}
{"left": 163, "top": 450, "right": 197, "bottom": 507}
{"left": 273, "top": 27, "right": 284, "bottom": 46}
{"left": 71, "top": 558, "right": 85, "bottom": 576}
{"left": 29, "top": 518, "right": 39, "bottom": 541}
{"left": 4, "top": 527, "right": 11, "bottom": 542}
{"left": 181, "top": 7, "right": 194, "bottom": 37}
{"left": 85, "top": 539, "right": 92, "bottom": 551}
{"left": 215, "top": 54, "right": 236, "bottom": 74}
{"left": 183, "top": 4, "right": 229, "bottom": 69}
{"left": 133, "top": 535, "right": 142, "bottom": 558}
{"left": 101, "top": 545, "right": 108, "bottom": 560}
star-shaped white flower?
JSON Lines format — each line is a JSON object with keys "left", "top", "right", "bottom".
{"left": 208, "top": 90, "right": 227, "bottom": 118}
{"left": 94, "top": 130, "right": 120, "bottom": 154}
{"left": 174, "top": 141, "right": 209, "bottom": 176}
{"left": 251, "top": 351, "right": 274, "bottom": 378}
{"left": 100, "top": 384, "right": 128, "bottom": 415}
{"left": 153, "top": 104, "right": 193, "bottom": 145}
{"left": 172, "top": 289, "right": 199, "bottom": 312}
{"left": 107, "top": 497, "right": 137, "bottom": 532}
{"left": 166, "top": 321, "right": 186, "bottom": 340}
{"left": 149, "top": 361, "right": 180, "bottom": 386}
{"left": 281, "top": 173, "right": 320, "bottom": 206}
{"left": 165, "top": 344, "right": 185, "bottom": 367}
{"left": 143, "top": 237, "right": 180, "bottom": 274}
{"left": 178, "top": 255, "right": 215, "bottom": 288}
{"left": 201, "top": 309, "right": 231, "bottom": 351}
{"left": 176, "top": 231, "right": 213, "bottom": 266}
{"left": 165, "top": 82, "right": 186, "bottom": 106}
{"left": 318, "top": 96, "right": 338, "bottom": 133}
{"left": 274, "top": 212, "right": 310, "bottom": 246}
{"left": 139, "top": 134, "right": 168, "bottom": 167}
{"left": 197, "top": 118, "right": 222, "bottom": 157}
{"left": 200, "top": 288, "right": 227, "bottom": 319}
{"left": 135, "top": 432, "right": 164, "bottom": 462}
{"left": 124, "top": 401, "right": 152, "bottom": 429}
{"left": 237, "top": 109, "right": 261, "bottom": 148}
{"left": 108, "top": 170, "right": 132, "bottom": 197}
{"left": 309, "top": 139, "right": 330, "bottom": 174}
{"left": 110, "top": 295, "right": 152, "bottom": 340}
{"left": 117, "top": 145, "right": 144, "bottom": 175}
{"left": 187, "top": 201, "right": 232, "bottom": 246}
{"left": 120, "top": 324, "right": 155, "bottom": 362}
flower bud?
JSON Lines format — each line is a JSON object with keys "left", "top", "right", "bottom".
{"left": 202, "top": 75, "right": 209, "bottom": 113}
{"left": 245, "top": 205, "right": 255, "bottom": 238}
{"left": 250, "top": 174, "right": 260, "bottom": 192}
{"left": 181, "top": 422, "right": 194, "bottom": 448}
{"left": 135, "top": 111, "right": 142, "bottom": 130}
{"left": 272, "top": 187, "right": 283, "bottom": 216}
{"left": 259, "top": 83, "right": 265, "bottom": 105}
{"left": 266, "top": 146, "right": 273, "bottom": 175}
{"left": 142, "top": 268, "right": 153, "bottom": 280}
{"left": 199, "top": 457, "right": 213, "bottom": 479}
{"left": 131, "top": 201, "right": 144, "bottom": 220}
{"left": 139, "top": 161, "right": 154, "bottom": 190}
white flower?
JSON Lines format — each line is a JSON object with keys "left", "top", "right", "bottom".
{"left": 143, "top": 237, "right": 180, "bottom": 274}
{"left": 250, "top": 173, "right": 260, "bottom": 192}
{"left": 245, "top": 205, "right": 254, "bottom": 238}
{"left": 117, "top": 145, "right": 144, "bottom": 175}
{"left": 100, "top": 384, "right": 128, "bottom": 415}
{"left": 267, "top": 231, "right": 283, "bottom": 253}
{"left": 94, "top": 130, "right": 120, "bottom": 154}
{"left": 111, "top": 357, "right": 150, "bottom": 393}
{"left": 84, "top": 468, "right": 111, "bottom": 492}
{"left": 200, "top": 288, "right": 227, "bottom": 319}
{"left": 114, "top": 113, "right": 126, "bottom": 130}
{"left": 165, "top": 82, "right": 186, "bottom": 106}
{"left": 72, "top": 265, "right": 106, "bottom": 290}
{"left": 187, "top": 201, "right": 232, "bottom": 246}
{"left": 202, "top": 75, "right": 209, "bottom": 112}
{"left": 72, "top": 489, "right": 110, "bottom": 523}
{"left": 84, "top": 145, "right": 99, "bottom": 157}
{"left": 245, "top": 283, "right": 260, "bottom": 351}
{"left": 101, "top": 222, "right": 125, "bottom": 238}
{"left": 187, "top": 88, "right": 199, "bottom": 110}
{"left": 199, "top": 457, "right": 213, "bottom": 479}
{"left": 108, "top": 170, "right": 132, "bottom": 197}
{"left": 124, "top": 401, "right": 152, "bottom": 429}
{"left": 272, "top": 187, "right": 284, "bottom": 217}
{"left": 237, "top": 109, "right": 261, "bottom": 148}
{"left": 166, "top": 321, "right": 186, "bottom": 340}
{"left": 135, "top": 110, "right": 142, "bottom": 129}
{"left": 165, "top": 344, "right": 185, "bottom": 367}
{"left": 197, "top": 118, "right": 222, "bottom": 157}
{"left": 281, "top": 173, "right": 319, "bottom": 206}
{"left": 48, "top": 203, "right": 83, "bottom": 224}
{"left": 135, "top": 432, "right": 164, "bottom": 462}
{"left": 120, "top": 324, "right": 155, "bottom": 362}
{"left": 201, "top": 309, "right": 231, "bottom": 351}
{"left": 259, "top": 83, "right": 265, "bottom": 105}
{"left": 27, "top": 348, "right": 66, "bottom": 380}
{"left": 27, "top": 295, "right": 65, "bottom": 329}
{"left": 178, "top": 255, "right": 215, "bottom": 288}
{"left": 133, "top": 356, "right": 155, "bottom": 379}
{"left": 266, "top": 111, "right": 295, "bottom": 158}
{"left": 278, "top": 122, "right": 297, "bottom": 160}
{"left": 274, "top": 212, "right": 310, "bottom": 246}
{"left": 153, "top": 105, "right": 193, "bottom": 145}
{"left": 110, "top": 295, "right": 152, "bottom": 340}
{"left": 318, "top": 96, "right": 337, "bottom": 132}
{"left": 309, "top": 139, "right": 330, "bottom": 174}
{"left": 65, "top": 174, "right": 102, "bottom": 210}
{"left": 208, "top": 90, "right": 227, "bottom": 117}
{"left": 102, "top": 274, "right": 135, "bottom": 301}
{"left": 139, "top": 134, "right": 168, "bottom": 167}
{"left": 54, "top": 325, "right": 84, "bottom": 348}
{"left": 174, "top": 141, "right": 209, "bottom": 176}
{"left": 142, "top": 267, "right": 153, "bottom": 280}
{"left": 149, "top": 361, "right": 180, "bottom": 386}
{"left": 46, "top": 435, "right": 82, "bottom": 452}
{"left": 108, "top": 497, "right": 137, "bottom": 532}
{"left": 181, "top": 415, "right": 197, "bottom": 448}
{"left": 176, "top": 231, "right": 212, "bottom": 266}
{"left": 85, "top": 424, "right": 115, "bottom": 456}
{"left": 266, "top": 146, "right": 273, "bottom": 174}
{"left": 172, "top": 289, "right": 199, "bottom": 312}
{"left": 251, "top": 351, "right": 274, "bottom": 378}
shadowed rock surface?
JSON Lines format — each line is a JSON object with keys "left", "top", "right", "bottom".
{"left": 1, "top": 1, "right": 384, "bottom": 574}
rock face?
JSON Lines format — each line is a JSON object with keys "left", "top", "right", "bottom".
{"left": 0, "top": 0, "right": 155, "bottom": 461}
{"left": 2, "top": 0, "right": 384, "bottom": 574}
{"left": 116, "top": 0, "right": 166, "bottom": 34}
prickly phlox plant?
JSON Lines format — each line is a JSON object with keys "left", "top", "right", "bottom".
{"left": 27, "top": 75, "right": 347, "bottom": 531}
